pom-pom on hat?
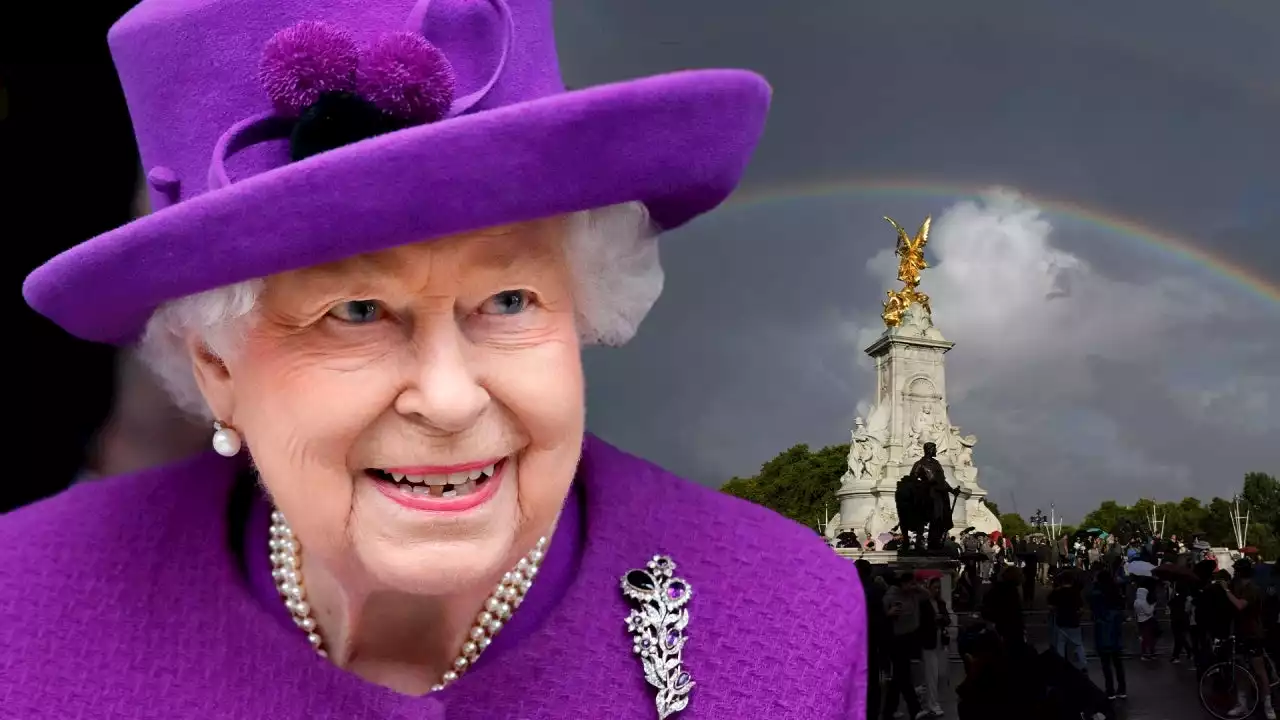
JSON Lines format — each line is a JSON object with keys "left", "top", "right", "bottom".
{"left": 23, "top": 0, "right": 771, "bottom": 345}
{"left": 359, "top": 32, "right": 457, "bottom": 124}
{"left": 259, "top": 22, "right": 361, "bottom": 118}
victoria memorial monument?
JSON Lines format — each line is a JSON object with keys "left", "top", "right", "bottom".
{"left": 826, "top": 216, "right": 1001, "bottom": 545}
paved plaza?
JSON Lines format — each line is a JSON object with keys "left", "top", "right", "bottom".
{"left": 917, "top": 653, "right": 1239, "bottom": 720}
{"left": 879, "top": 599, "right": 1277, "bottom": 719}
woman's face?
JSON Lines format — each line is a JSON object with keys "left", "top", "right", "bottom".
{"left": 192, "top": 216, "right": 584, "bottom": 596}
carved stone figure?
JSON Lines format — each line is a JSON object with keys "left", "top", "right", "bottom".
{"left": 854, "top": 404, "right": 890, "bottom": 486}
{"left": 950, "top": 427, "right": 978, "bottom": 486}
{"left": 905, "top": 405, "right": 937, "bottom": 460}
{"left": 847, "top": 418, "right": 870, "bottom": 478}
{"left": 910, "top": 442, "right": 960, "bottom": 551}
{"left": 904, "top": 435, "right": 922, "bottom": 466}
{"left": 931, "top": 419, "right": 952, "bottom": 455}
{"left": 866, "top": 441, "right": 888, "bottom": 488}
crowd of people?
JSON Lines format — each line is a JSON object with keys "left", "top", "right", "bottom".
{"left": 858, "top": 538, "right": 1280, "bottom": 720}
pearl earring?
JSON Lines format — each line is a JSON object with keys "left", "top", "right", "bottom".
{"left": 211, "top": 421, "right": 243, "bottom": 457}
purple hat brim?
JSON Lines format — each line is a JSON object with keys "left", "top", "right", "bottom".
{"left": 23, "top": 69, "right": 770, "bottom": 345}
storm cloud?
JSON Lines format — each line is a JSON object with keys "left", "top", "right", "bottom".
{"left": 567, "top": 0, "right": 1280, "bottom": 520}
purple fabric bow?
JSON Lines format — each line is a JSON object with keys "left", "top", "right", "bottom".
{"left": 260, "top": 21, "right": 457, "bottom": 126}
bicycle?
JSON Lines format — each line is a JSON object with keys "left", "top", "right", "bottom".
{"left": 1198, "top": 635, "right": 1278, "bottom": 719}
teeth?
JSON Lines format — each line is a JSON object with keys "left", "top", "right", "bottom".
{"left": 397, "top": 479, "right": 480, "bottom": 499}
{"left": 403, "top": 474, "right": 449, "bottom": 486}
{"left": 381, "top": 460, "right": 501, "bottom": 488}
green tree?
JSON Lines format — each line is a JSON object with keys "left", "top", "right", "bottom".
{"left": 1080, "top": 500, "right": 1139, "bottom": 535}
{"left": 720, "top": 443, "right": 849, "bottom": 531}
{"left": 1236, "top": 472, "right": 1279, "bottom": 558}
{"left": 1241, "top": 472, "right": 1279, "bottom": 530}
{"left": 1203, "top": 497, "right": 1236, "bottom": 547}
{"left": 1071, "top": 472, "right": 1278, "bottom": 559}
{"left": 1247, "top": 523, "right": 1279, "bottom": 559}
{"left": 1167, "top": 498, "right": 1209, "bottom": 539}
{"left": 999, "top": 513, "right": 1031, "bottom": 537}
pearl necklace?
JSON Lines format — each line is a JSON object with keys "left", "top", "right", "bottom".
{"left": 268, "top": 510, "right": 548, "bottom": 692}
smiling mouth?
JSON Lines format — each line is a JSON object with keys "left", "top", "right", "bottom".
{"left": 366, "top": 459, "right": 504, "bottom": 499}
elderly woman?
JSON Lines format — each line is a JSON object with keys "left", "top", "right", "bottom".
{"left": 2, "top": 0, "right": 866, "bottom": 718}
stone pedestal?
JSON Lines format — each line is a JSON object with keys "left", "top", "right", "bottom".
{"left": 828, "top": 302, "right": 1000, "bottom": 544}
{"left": 887, "top": 554, "right": 961, "bottom": 604}
{"left": 835, "top": 548, "right": 963, "bottom": 610}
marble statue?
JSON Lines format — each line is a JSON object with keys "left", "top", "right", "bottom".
{"left": 931, "top": 418, "right": 952, "bottom": 455}
{"left": 847, "top": 418, "right": 871, "bottom": 481}
{"left": 832, "top": 214, "right": 1001, "bottom": 551}
{"left": 845, "top": 406, "right": 889, "bottom": 491}
{"left": 905, "top": 405, "right": 941, "bottom": 461}
{"left": 950, "top": 427, "right": 979, "bottom": 486}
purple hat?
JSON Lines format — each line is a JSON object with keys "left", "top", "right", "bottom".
{"left": 23, "top": 0, "right": 770, "bottom": 344}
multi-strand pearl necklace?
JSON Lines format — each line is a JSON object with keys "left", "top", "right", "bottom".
{"left": 268, "top": 510, "right": 548, "bottom": 692}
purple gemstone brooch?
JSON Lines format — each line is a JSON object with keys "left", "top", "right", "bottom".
{"left": 621, "top": 555, "right": 694, "bottom": 719}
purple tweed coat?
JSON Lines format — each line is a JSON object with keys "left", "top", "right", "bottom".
{"left": 0, "top": 435, "right": 866, "bottom": 719}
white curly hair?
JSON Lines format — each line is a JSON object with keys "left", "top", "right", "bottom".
{"left": 137, "top": 201, "right": 662, "bottom": 420}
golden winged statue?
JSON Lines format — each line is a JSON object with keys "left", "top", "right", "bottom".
{"left": 880, "top": 215, "right": 933, "bottom": 327}
{"left": 885, "top": 216, "right": 930, "bottom": 289}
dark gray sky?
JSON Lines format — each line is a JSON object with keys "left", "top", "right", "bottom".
{"left": 555, "top": 0, "right": 1280, "bottom": 521}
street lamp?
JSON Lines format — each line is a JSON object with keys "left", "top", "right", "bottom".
{"left": 1031, "top": 509, "right": 1048, "bottom": 531}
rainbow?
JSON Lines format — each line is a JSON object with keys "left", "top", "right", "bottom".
{"left": 729, "top": 178, "right": 1280, "bottom": 306}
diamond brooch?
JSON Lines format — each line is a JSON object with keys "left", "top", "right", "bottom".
{"left": 621, "top": 555, "right": 694, "bottom": 719}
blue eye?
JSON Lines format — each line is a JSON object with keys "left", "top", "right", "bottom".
{"left": 328, "top": 300, "right": 383, "bottom": 324}
{"left": 482, "top": 290, "right": 532, "bottom": 316}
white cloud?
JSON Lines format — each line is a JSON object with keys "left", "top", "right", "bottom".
{"left": 588, "top": 186, "right": 1277, "bottom": 520}
{"left": 851, "top": 189, "right": 1226, "bottom": 401}
{"left": 834, "top": 188, "right": 1277, "bottom": 516}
